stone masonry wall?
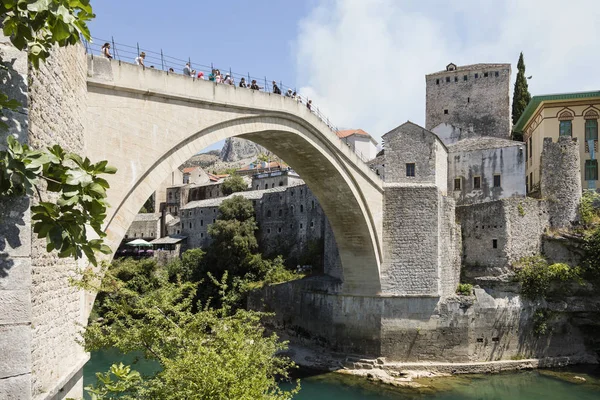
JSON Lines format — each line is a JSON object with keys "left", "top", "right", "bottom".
{"left": 425, "top": 64, "right": 511, "bottom": 139}
{"left": 540, "top": 137, "right": 582, "bottom": 229}
{"left": 252, "top": 279, "right": 592, "bottom": 363}
{"left": 439, "top": 196, "right": 461, "bottom": 297}
{"left": 0, "top": 33, "right": 33, "bottom": 399}
{"left": 381, "top": 186, "right": 440, "bottom": 296}
{"left": 28, "top": 44, "right": 89, "bottom": 399}
{"left": 457, "top": 198, "right": 549, "bottom": 271}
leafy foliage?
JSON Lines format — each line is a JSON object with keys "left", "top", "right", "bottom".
{"left": 85, "top": 363, "right": 142, "bottom": 400}
{"left": 221, "top": 174, "right": 248, "bottom": 195}
{"left": 511, "top": 52, "right": 531, "bottom": 140}
{"left": 83, "top": 272, "right": 299, "bottom": 400}
{"left": 514, "top": 256, "right": 581, "bottom": 300}
{"left": 0, "top": 0, "right": 114, "bottom": 265}
{"left": 0, "top": 136, "right": 116, "bottom": 265}
{"left": 0, "top": 0, "right": 94, "bottom": 69}
{"left": 580, "top": 190, "right": 600, "bottom": 227}
{"left": 456, "top": 283, "right": 473, "bottom": 296}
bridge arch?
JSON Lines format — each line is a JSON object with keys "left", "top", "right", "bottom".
{"left": 86, "top": 56, "right": 383, "bottom": 295}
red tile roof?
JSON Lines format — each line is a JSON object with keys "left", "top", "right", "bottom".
{"left": 182, "top": 167, "right": 199, "bottom": 174}
{"left": 336, "top": 129, "right": 370, "bottom": 139}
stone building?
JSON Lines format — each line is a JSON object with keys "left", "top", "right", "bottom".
{"left": 513, "top": 90, "right": 600, "bottom": 192}
{"left": 426, "top": 62, "right": 511, "bottom": 140}
{"left": 448, "top": 137, "right": 526, "bottom": 205}
{"left": 179, "top": 182, "right": 333, "bottom": 267}
{"left": 336, "top": 128, "right": 379, "bottom": 161}
{"left": 381, "top": 121, "right": 448, "bottom": 192}
{"left": 251, "top": 169, "right": 303, "bottom": 190}
{"left": 124, "top": 213, "right": 161, "bottom": 240}
{"left": 379, "top": 121, "right": 461, "bottom": 297}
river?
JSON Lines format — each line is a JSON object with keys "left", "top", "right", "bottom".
{"left": 84, "top": 348, "right": 600, "bottom": 399}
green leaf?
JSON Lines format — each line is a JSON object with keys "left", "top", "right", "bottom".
{"left": 65, "top": 168, "right": 92, "bottom": 186}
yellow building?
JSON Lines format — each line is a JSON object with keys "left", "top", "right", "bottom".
{"left": 514, "top": 91, "right": 600, "bottom": 192}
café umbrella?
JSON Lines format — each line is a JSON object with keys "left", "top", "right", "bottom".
{"left": 126, "top": 238, "right": 153, "bottom": 247}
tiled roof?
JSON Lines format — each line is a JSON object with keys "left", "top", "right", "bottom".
{"left": 513, "top": 90, "right": 600, "bottom": 133}
{"left": 447, "top": 136, "right": 522, "bottom": 152}
{"left": 166, "top": 217, "right": 180, "bottom": 226}
{"left": 182, "top": 167, "right": 199, "bottom": 174}
{"left": 133, "top": 213, "right": 161, "bottom": 221}
{"left": 336, "top": 129, "right": 370, "bottom": 139}
{"left": 427, "top": 63, "right": 510, "bottom": 77}
{"left": 150, "top": 234, "right": 187, "bottom": 245}
{"left": 181, "top": 181, "right": 305, "bottom": 210}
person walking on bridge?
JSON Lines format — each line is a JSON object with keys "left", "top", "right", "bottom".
{"left": 272, "top": 81, "right": 281, "bottom": 95}
{"left": 101, "top": 42, "right": 112, "bottom": 59}
{"left": 135, "top": 52, "right": 145, "bottom": 66}
{"left": 250, "top": 80, "right": 261, "bottom": 90}
{"left": 183, "top": 62, "right": 192, "bottom": 77}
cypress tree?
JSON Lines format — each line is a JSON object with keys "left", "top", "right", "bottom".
{"left": 511, "top": 52, "right": 531, "bottom": 140}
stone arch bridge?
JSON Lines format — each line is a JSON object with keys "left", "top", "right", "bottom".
{"left": 86, "top": 56, "right": 384, "bottom": 296}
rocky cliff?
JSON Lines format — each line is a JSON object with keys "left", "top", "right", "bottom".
{"left": 220, "top": 137, "right": 268, "bottom": 162}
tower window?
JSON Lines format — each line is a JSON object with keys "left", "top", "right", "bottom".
{"left": 278, "top": 209, "right": 282, "bottom": 217}
{"left": 454, "top": 178, "right": 461, "bottom": 191}
{"left": 446, "top": 77, "right": 450, "bottom": 83}
{"left": 454, "top": 76, "right": 458, "bottom": 82}
{"left": 495, "top": 71, "right": 499, "bottom": 77}
{"left": 493, "top": 239, "right": 498, "bottom": 249}
{"left": 444, "top": 109, "right": 449, "bottom": 114}
{"left": 436, "top": 79, "right": 440, "bottom": 85}
{"left": 484, "top": 72, "right": 489, "bottom": 77}
{"left": 493, "top": 174, "right": 501, "bottom": 188}
{"left": 467, "top": 97, "right": 470, "bottom": 103}
{"left": 463, "top": 75, "right": 467, "bottom": 81}
{"left": 474, "top": 73, "right": 479, "bottom": 79}
{"left": 300, "top": 204, "right": 304, "bottom": 213}
{"left": 473, "top": 176, "right": 481, "bottom": 189}
{"left": 406, "top": 163, "right": 415, "bottom": 177}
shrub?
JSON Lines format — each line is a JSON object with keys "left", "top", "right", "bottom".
{"left": 221, "top": 174, "right": 247, "bottom": 195}
{"left": 580, "top": 190, "right": 600, "bottom": 226}
{"left": 456, "top": 283, "right": 473, "bottom": 296}
{"left": 518, "top": 203, "right": 526, "bottom": 216}
{"left": 514, "top": 256, "right": 581, "bottom": 300}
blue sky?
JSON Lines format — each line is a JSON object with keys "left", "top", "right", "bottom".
{"left": 88, "top": 0, "right": 600, "bottom": 152}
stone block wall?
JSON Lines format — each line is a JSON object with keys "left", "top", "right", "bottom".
{"left": 252, "top": 279, "right": 592, "bottom": 363}
{"left": 540, "top": 137, "right": 582, "bottom": 229}
{"left": 382, "top": 186, "right": 457, "bottom": 296}
{"left": 0, "top": 32, "right": 33, "bottom": 399}
{"left": 28, "top": 43, "right": 89, "bottom": 399}
{"left": 0, "top": 39, "right": 89, "bottom": 399}
{"left": 457, "top": 198, "right": 549, "bottom": 270}
{"left": 425, "top": 64, "right": 511, "bottom": 139}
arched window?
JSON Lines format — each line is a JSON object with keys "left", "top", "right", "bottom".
{"left": 278, "top": 209, "right": 282, "bottom": 217}
{"left": 300, "top": 205, "right": 304, "bottom": 213}
{"left": 267, "top": 210, "right": 271, "bottom": 218}
{"left": 558, "top": 110, "right": 574, "bottom": 137}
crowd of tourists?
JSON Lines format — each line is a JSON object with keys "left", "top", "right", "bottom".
{"left": 100, "top": 43, "right": 315, "bottom": 112}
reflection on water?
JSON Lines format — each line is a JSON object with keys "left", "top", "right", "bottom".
{"left": 84, "top": 349, "right": 600, "bottom": 400}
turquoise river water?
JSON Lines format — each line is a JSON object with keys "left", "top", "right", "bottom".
{"left": 84, "top": 348, "right": 600, "bottom": 399}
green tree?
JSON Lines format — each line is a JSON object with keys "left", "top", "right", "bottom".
{"left": 221, "top": 174, "right": 247, "bottom": 195}
{"left": 0, "top": 1, "right": 114, "bottom": 265}
{"left": 83, "top": 274, "right": 299, "bottom": 400}
{"left": 511, "top": 52, "right": 531, "bottom": 141}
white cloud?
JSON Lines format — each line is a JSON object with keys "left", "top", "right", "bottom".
{"left": 294, "top": 0, "right": 600, "bottom": 142}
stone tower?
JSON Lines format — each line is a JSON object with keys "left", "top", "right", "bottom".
{"left": 425, "top": 63, "right": 511, "bottom": 142}
{"left": 540, "top": 136, "right": 582, "bottom": 229}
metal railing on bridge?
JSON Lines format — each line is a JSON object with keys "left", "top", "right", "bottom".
{"left": 83, "top": 36, "right": 379, "bottom": 172}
